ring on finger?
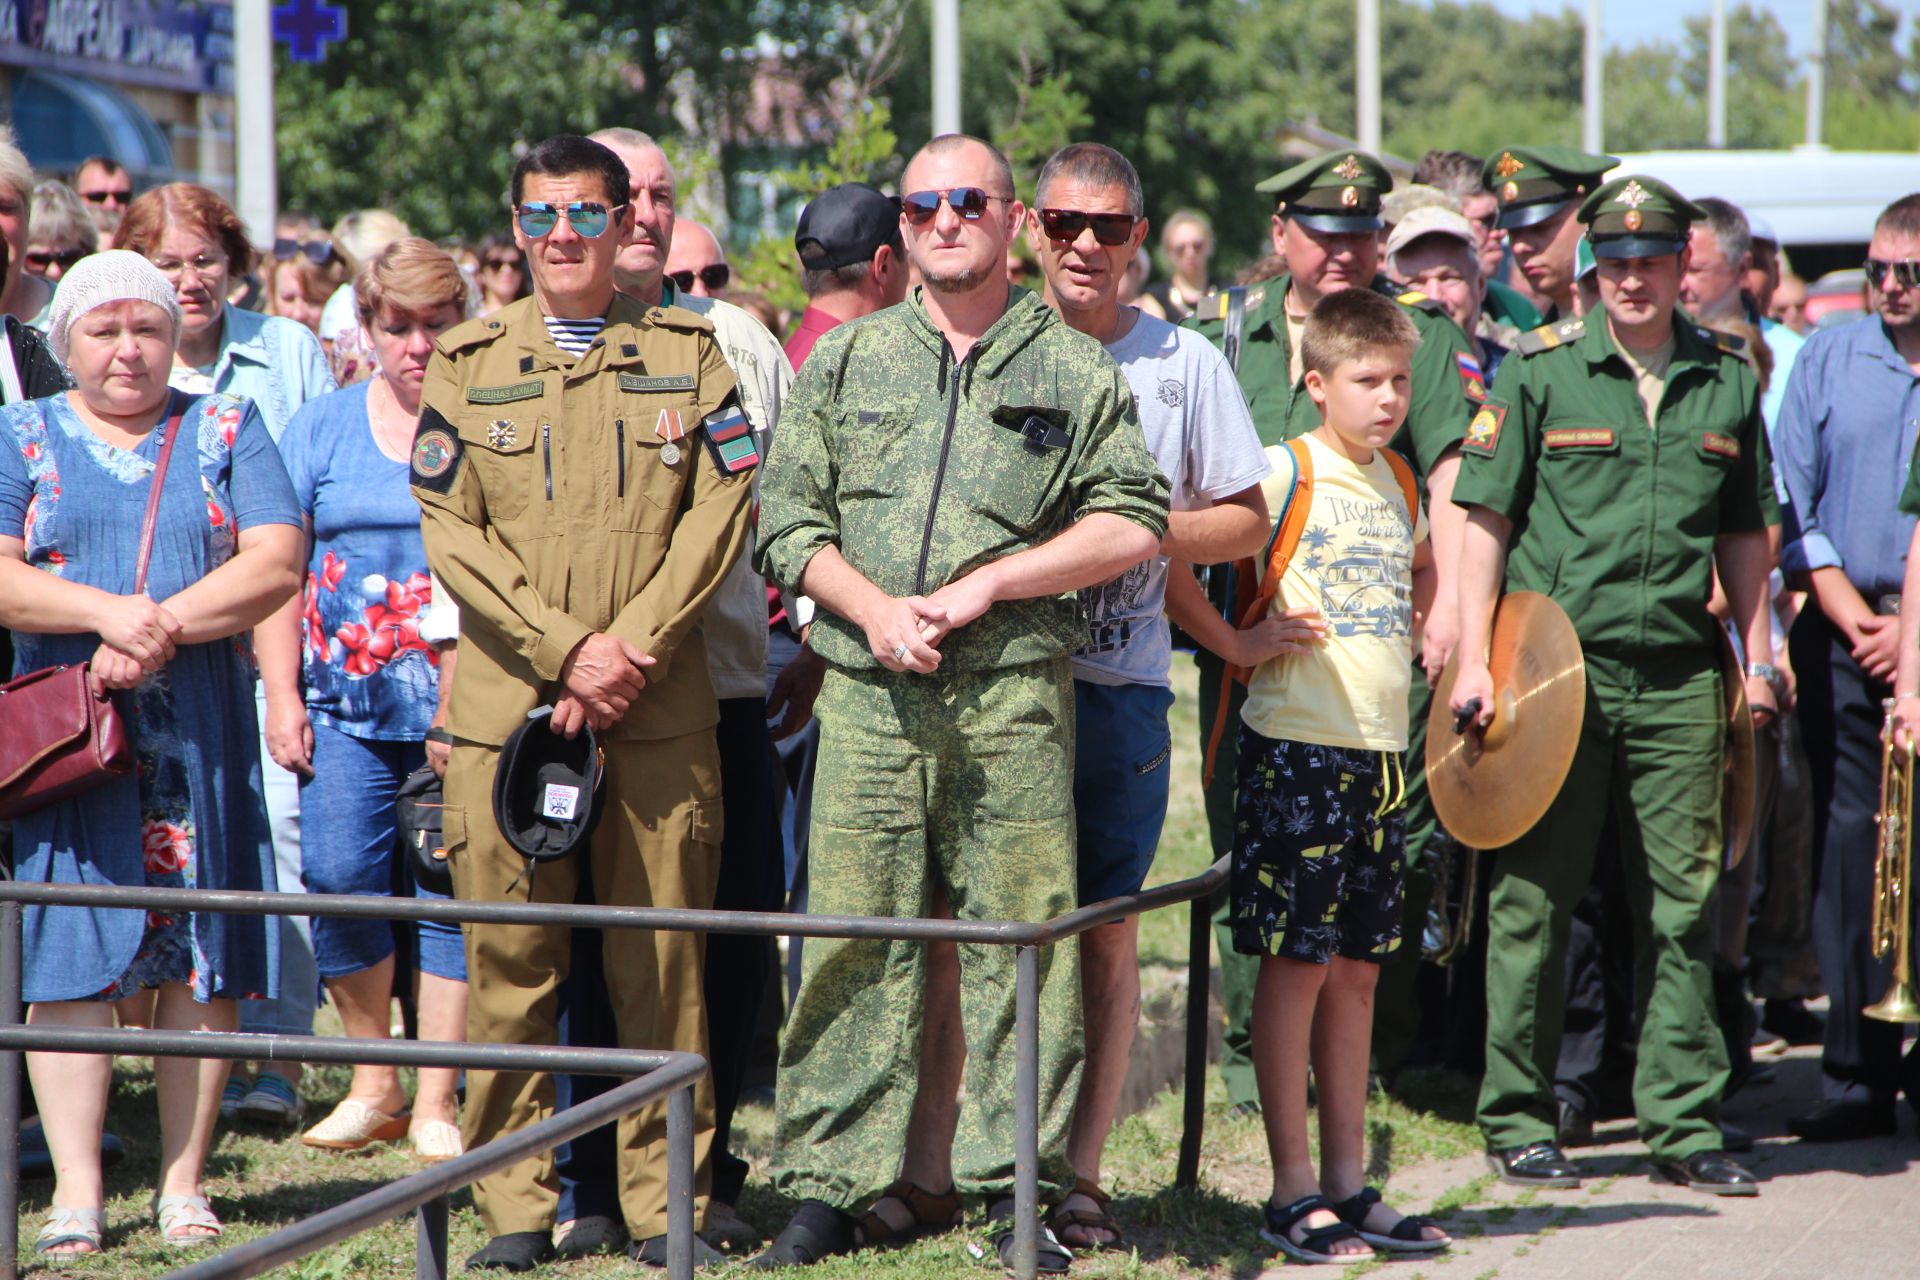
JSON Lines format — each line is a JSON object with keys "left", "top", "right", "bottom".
{"left": 892, "top": 642, "right": 910, "bottom": 662}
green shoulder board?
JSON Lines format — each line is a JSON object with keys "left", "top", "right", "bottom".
{"left": 437, "top": 313, "right": 509, "bottom": 355}
{"left": 1396, "top": 288, "right": 1445, "bottom": 315}
{"left": 1514, "top": 316, "right": 1586, "bottom": 356}
{"left": 1697, "top": 326, "right": 1747, "bottom": 356}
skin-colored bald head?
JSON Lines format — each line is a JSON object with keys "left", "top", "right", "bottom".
{"left": 665, "top": 220, "right": 728, "bottom": 296}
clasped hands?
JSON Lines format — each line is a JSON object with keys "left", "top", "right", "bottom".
{"left": 553, "top": 632, "right": 657, "bottom": 737}
{"left": 861, "top": 571, "right": 1002, "bottom": 674}
{"left": 89, "top": 593, "right": 182, "bottom": 695}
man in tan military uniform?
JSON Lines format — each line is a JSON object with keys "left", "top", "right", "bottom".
{"left": 410, "top": 133, "right": 755, "bottom": 1272}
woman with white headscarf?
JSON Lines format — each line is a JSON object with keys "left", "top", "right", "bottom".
{"left": 0, "top": 251, "right": 302, "bottom": 1254}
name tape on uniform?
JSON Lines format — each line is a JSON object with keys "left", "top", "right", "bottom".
{"left": 620, "top": 373, "right": 698, "bottom": 393}
{"left": 466, "top": 380, "right": 544, "bottom": 405}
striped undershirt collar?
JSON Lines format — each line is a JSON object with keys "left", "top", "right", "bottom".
{"left": 542, "top": 313, "right": 607, "bottom": 357}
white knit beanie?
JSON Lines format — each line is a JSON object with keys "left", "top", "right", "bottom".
{"left": 47, "top": 250, "right": 184, "bottom": 364}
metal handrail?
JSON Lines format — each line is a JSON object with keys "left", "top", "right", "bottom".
{"left": 1, "top": 854, "right": 1230, "bottom": 1280}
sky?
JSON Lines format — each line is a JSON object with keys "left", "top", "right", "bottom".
{"left": 1472, "top": 0, "right": 1918, "bottom": 53}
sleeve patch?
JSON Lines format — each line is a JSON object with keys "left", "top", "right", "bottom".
{"left": 700, "top": 396, "right": 760, "bottom": 473}
{"left": 410, "top": 412, "right": 464, "bottom": 494}
{"left": 1463, "top": 403, "right": 1507, "bottom": 455}
{"left": 1700, "top": 432, "right": 1740, "bottom": 459}
{"left": 1456, "top": 351, "right": 1488, "bottom": 403}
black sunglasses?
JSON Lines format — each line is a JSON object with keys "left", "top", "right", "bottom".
{"left": 273, "top": 237, "right": 336, "bottom": 266}
{"left": 668, "top": 264, "right": 731, "bottom": 292}
{"left": 25, "top": 247, "right": 87, "bottom": 273}
{"left": 481, "top": 257, "right": 521, "bottom": 272}
{"left": 1037, "top": 208, "right": 1140, "bottom": 247}
{"left": 1865, "top": 257, "right": 1920, "bottom": 291}
{"left": 81, "top": 189, "right": 131, "bottom": 205}
{"left": 902, "top": 187, "right": 1010, "bottom": 225}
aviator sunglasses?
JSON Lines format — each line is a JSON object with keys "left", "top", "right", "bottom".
{"left": 515, "top": 201, "right": 627, "bottom": 239}
{"left": 273, "top": 237, "right": 336, "bottom": 265}
{"left": 902, "top": 187, "right": 1010, "bottom": 225}
{"left": 1038, "top": 207, "right": 1141, "bottom": 247}
{"left": 669, "top": 264, "right": 732, "bottom": 292}
{"left": 1865, "top": 258, "right": 1920, "bottom": 291}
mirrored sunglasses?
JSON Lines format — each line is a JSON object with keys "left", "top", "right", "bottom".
{"left": 1038, "top": 208, "right": 1140, "bottom": 247}
{"left": 1865, "top": 258, "right": 1920, "bottom": 291}
{"left": 273, "top": 237, "right": 336, "bottom": 265}
{"left": 668, "top": 264, "right": 731, "bottom": 292}
{"left": 902, "top": 187, "right": 1007, "bottom": 225}
{"left": 515, "top": 201, "right": 625, "bottom": 239}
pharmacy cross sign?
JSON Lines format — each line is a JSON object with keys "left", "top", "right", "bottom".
{"left": 273, "top": 0, "right": 347, "bottom": 63}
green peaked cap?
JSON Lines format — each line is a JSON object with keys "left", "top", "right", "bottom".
{"left": 1578, "top": 174, "right": 1705, "bottom": 258}
{"left": 1255, "top": 150, "right": 1393, "bottom": 233}
{"left": 1483, "top": 144, "right": 1619, "bottom": 229}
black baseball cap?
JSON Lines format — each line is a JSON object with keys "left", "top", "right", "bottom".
{"left": 795, "top": 182, "right": 900, "bottom": 271}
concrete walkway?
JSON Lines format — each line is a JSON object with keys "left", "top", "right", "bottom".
{"left": 1380, "top": 1043, "right": 1920, "bottom": 1280}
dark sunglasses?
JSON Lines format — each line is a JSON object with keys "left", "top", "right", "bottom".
{"left": 273, "top": 237, "right": 336, "bottom": 265}
{"left": 515, "top": 201, "right": 625, "bottom": 239}
{"left": 902, "top": 187, "right": 1009, "bottom": 225}
{"left": 1037, "top": 207, "right": 1141, "bottom": 247}
{"left": 80, "top": 189, "right": 131, "bottom": 205}
{"left": 25, "top": 248, "right": 86, "bottom": 272}
{"left": 668, "top": 264, "right": 732, "bottom": 293}
{"left": 481, "top": 256, "right": 521, "bottom": 272}
{"left": 1865, "top": 257, "right": 1920, "bottom": 291}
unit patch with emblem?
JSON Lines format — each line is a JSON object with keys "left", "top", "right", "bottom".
{"left": 1463, "top": 403, "right": 1507, "bottom": 455}
{"left": 410, "top": 416, "right": 464, "bottom": 495}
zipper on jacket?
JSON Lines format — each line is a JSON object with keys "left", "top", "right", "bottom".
{"left": 915, "top": 343, "right": 965, "bottom": 596}
{"left": 615, "top": 419, "right": 626, "bottom": 497}
{"left": 541, "top": 422, "right": 553, "bottom": 501}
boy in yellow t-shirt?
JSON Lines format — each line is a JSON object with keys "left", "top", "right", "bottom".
{"left": 1232, "top": 289, "right": 1449, "bottom": 1265}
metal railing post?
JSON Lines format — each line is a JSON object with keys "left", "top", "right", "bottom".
{"left": 668, "top": 1082, "right": 694, "bottom": 1280}
{"left": 1177, "top": 896, "right": 1209, "bottom": 1188}
{"left": 1013, "top": 943, "right": 1039, "bottom": 1280}
{"left": 415, "top": 1194, "right": 448, "bottom": 1280}
{"left": 1, "top": 897, "right": 23, "bottom": 1280}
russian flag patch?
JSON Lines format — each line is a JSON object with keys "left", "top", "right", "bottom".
{"left": 1456, "top": 351, "right": 1487, "bottom": 403}
{"left": 700, "top": 397, "right": 760, "bottom": 474}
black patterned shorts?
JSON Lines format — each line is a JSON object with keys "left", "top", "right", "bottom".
{"left": 1229, "top": 727, "right": 1408, "bottom": 963}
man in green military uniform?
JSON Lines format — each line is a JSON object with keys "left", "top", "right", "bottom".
{"left": 412, "top": 134, "right": 755, "bottom": 1272}
{"left": 751, "top": 133, "right": 1168, "bottom": 1269}
{"left": 1181, "top": 149, "right": 1484, "bottom": 1102}
{"left": 1486, "top": 145, "right": 1618, "bottom": 324}
{"left": 1450, "top": 175, "right": 1778, "bottom": 1195}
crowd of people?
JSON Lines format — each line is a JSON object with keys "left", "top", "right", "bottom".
{"left": 0, "top": 112, "right": 1914, "bottom": 1276}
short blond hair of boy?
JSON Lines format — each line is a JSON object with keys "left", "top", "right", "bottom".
{"left": 1300, "top": 288, "right": 1420, "bottom": 378}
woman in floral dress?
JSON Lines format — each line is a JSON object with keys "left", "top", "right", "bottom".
{"left": 2, "top": 253, "right": 301, "bottom": 1254}
{"left": 256, "top": 238, "right": 471, "bottom": 1162}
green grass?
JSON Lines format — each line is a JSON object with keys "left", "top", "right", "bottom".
{"left": 15, "top": 661, "right": 1484, "bottom": 1277}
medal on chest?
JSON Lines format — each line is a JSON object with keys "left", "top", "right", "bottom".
{"left": 656, "top": 408, "right": 685, "bottom": 465}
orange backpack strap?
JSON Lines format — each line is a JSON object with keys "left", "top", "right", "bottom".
{"left": 1203, "top": 438, "right": 1315, "bottom": 789}
{"left": 1380, "top": 446, "right": 1420, "bottom": 528}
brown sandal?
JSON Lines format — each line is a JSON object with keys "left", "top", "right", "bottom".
{"left": 856, "top": 1179, "right": 963, "bottom": 1247}
{"left": 1048, "top": 1177, "right": 1124, "bottom": 1250}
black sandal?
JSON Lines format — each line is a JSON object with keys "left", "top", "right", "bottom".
{"left": 856, "top": 1178, "right": 963, "bottom": 1246}
{"left": 985, "top": 1197, "right": 1074, "bottom": 1275}
{"left": 748, "top": 1200, "right": 857, "bottom": 1269}
{"left": 1330, "top": 1186, "right": 1450, "bottom": 1253}
{"left": 1260, "top": 1194, "right": 1375, "bottom": 1265}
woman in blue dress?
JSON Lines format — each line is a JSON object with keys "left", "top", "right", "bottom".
{"left": 0, "top": 252, "right": 302, "bottom": 1254}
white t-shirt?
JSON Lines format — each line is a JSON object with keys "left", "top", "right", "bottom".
{"left": 1242, "top": 433, "right": 1428, "bottom": 751}
{"left": 1072, "top": 311, "right": 1271, "bottom": 688}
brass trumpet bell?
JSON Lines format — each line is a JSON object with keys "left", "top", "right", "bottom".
{"left": 1867, "top": 702, "right": 1920, "bottom": 1025}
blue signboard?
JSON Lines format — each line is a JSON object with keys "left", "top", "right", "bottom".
{"left": 0, "top": 0, "right": 235, "bottom": 95}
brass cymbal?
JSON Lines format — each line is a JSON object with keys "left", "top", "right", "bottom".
{"left": 1721, "top": 631, "right": 1757, "bottom": 869}
{"left": 1427, "top": 592, "right": 1587, "bottom": 850}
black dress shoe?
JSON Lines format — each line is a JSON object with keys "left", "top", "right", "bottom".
{"left": 467, "top": 1231, "right": 556, "bottom": 1272}
{"left": 1760, "top": 999, "right": 1824, "bottom": 1046}
{"left": 1786, "top": 1099, "right": 1896, "bottom": 1143}
{"left": 1719, "top": 1121, "right": 1754, "bottom": 1153}
{"left": 1556, "top": 1099, "right": 1595, "bottom": 1148}
{"left": 1487, "top": 1141, "right": 1581, "bottom": 1188}
{"left": 1650, "top": 1150, "right": 1758, "bottom": 1196}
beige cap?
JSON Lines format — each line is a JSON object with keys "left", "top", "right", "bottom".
{"left": 1386, "top": 205, "right": 1477, "bottom": 267}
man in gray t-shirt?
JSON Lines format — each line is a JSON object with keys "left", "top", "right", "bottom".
{"left": 1039, "top": 144, "right": 1271, "bottom": 1246}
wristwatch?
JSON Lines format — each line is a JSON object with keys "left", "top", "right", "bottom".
{"left": 1746, "top": 662, "right": 1785, "bottom": 698}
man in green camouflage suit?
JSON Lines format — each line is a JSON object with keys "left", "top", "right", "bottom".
{"left": 751, "top": 134, "right": 1169, "bottom": 1269}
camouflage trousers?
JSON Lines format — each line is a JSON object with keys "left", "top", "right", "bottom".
{"left": 772, "top": 657, "right": 1083, "bottom": 1210}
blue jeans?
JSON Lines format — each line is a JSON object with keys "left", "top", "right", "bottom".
{"left": 298, "top": 722, "right": 464, "bottom": 981}
{"left": 239, "top": 686, "right": 319, "bottom": 1037}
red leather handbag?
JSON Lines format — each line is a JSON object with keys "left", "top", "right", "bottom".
{"left": 0, "top": 396, "right": 184, "bottom": 820}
